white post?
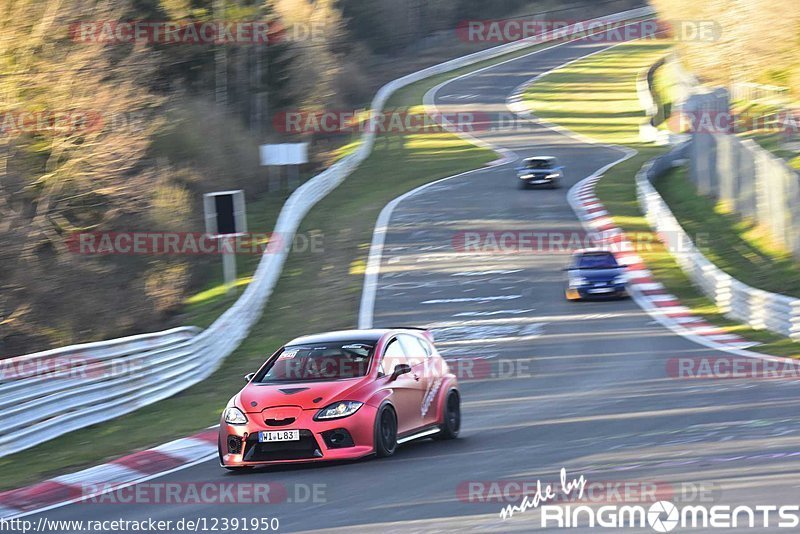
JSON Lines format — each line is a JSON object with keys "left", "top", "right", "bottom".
{"left": 221, "top": 235, "right": 237, "bottom": 295}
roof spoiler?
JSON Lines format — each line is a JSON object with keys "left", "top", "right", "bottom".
{"left": 387, "top": 326, "right": 434, "bottom": 343}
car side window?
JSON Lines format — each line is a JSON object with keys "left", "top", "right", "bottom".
{"left": 416, "top": 337, "right": 433, "bottom": 357}
{"left": 379, "top": 338, "right": 408, "bottom": 376}
{"left": 398, "top": 334, "right": 430, "bottom": 366}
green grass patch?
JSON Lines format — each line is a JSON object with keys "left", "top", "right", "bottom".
{"left": 524, "top": 40, "right": 800, "bottom": 358}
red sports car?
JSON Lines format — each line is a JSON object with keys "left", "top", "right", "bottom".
{"left": 218, "top": 328, "right": 460, "bottom": 469}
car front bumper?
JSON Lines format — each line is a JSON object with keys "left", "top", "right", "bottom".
{"left": 518, "top": 174, "right": 557, "bottom": 185}
{"left": 219, "top": 404, "right": 378, "bottom": 466}
{"left": 567, "top": 284, "right": 628, "bottom": 300}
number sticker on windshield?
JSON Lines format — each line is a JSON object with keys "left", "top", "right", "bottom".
{"left": 279, "top": 349, "right": 299, "bottom": 360}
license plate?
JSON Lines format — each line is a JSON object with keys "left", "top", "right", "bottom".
{"left": 589, "top": 288, "right": 614, "bottom": 294}
{"left": 532, "top": 179, "right": 548, "bottom": 184}
{"left": 259, "top": 430, "right": 300, "bottom": 442}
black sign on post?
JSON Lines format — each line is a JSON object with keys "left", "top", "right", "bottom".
{"left": 203, "top": 190, "right": 247, "bottom": 237}
{"left": 203, "top": 190, "right": 247, "bottom": 295}
{"left": 215, "top": 194, "right": 236, "bottom": 235}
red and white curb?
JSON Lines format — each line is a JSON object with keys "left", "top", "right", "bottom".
{"left": 568, "top": 174, "right": 759, "bottom": 351}
{"left": 0, "top": 429, "right": 217, "bottom": 519}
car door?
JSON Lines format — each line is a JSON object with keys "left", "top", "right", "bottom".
{"left": 399, "top": 334, "right": 442, "bottom": 426}
{"left": 380, "top": 337, "right": 426, "bottom": 435}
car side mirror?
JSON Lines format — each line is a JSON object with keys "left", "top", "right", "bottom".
{"left": 244, "top": 373, "right": 255, "bottom": 383}
{"left": 390, "top": 363, "right": 412, "bottom": 381}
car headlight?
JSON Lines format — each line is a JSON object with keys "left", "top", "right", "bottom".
{"left": 545, "top": 173, "right": 560, "bottom": 178}
{"left": 612, "top": 275, "right": 627, "bottom": 285}
{"left": 518, "top": 173, "right": 533, "bottom": 179}
{"left": 569, "top": 276, "right": 589, "bottom": 288}
{"left": 223, "top": 407, "right": 248, "bottom": 425}
{"left": 314, "top": 401, "right": 364, "bottom": 420}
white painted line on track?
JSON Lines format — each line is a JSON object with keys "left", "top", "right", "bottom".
{"left": 451, "top": 269, "right": 523, "bottom": 276}
{"left": 422, "top": 295, "right": 522, "bottom": 304}
{"left": 453, "top": 309, "right": 534, "bottom": 317}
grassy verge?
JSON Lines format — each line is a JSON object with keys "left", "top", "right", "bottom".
{"left": 0, "top": 36, "right": 583, "bottom": 491}
{"left": 655, "top": 166, "right": 800, "bottom": 298}
{"left": 523, "top": 40, "right": 800, "bottom": 358}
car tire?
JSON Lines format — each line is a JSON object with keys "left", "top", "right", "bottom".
{"left": 519, "top": 181, "right": 528, "bottom": 190}
{"left": 374, "top": 404, "right": 398, "bottom": 457}
{"left": 434, "top": 390, "right": 461, "bottom": 440}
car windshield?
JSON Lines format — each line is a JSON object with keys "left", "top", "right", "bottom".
{"left": 254, "top": 341, "right": 375, "bottom": 383}
{"left": 575, "top": 252, "right": 619, "bottom": 269}
{"left": 525, "top": 159, "right": 553, "bottom": 169}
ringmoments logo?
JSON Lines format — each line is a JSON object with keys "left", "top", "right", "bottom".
{"left": 536, "top": 502, "right": 800, "bottom": 530}
{"left": 499, "top": 469, "right": 800, "bottom": 530}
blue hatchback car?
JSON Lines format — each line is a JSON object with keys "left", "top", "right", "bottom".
{"left": 565, "top": 249, "right": 628, "bottom": 300}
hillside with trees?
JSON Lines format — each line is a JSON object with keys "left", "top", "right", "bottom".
{"left": 650, "top": 0, "right": 799, "bottom": 97}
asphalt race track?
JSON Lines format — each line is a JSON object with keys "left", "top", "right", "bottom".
{"left": 30, "top": 31, "right": 800, "bottom": 534}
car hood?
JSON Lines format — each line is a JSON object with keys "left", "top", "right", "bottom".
{"left": 238, "top": 378, "right": 369, "bottom": 413}
{"left": 575, "top": 267, "right": 625, "bottom": 282}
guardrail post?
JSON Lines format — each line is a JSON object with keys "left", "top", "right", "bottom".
{"left": 790, "top": 301, "right": 800, "bottom": 341}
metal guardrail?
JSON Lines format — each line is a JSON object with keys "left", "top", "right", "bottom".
{"left": 636, "top": 144, "right": 800, "bottom": 341}
{"left": 0, "top": 7, "right": 655, "bottom": 458}
{"left": 688, "top": 129, "right": 800, "bottom": 257}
